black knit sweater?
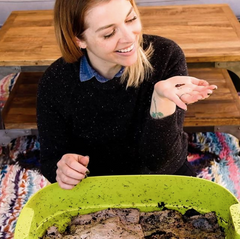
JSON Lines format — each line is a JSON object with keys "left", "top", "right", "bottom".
{"left": 37, "top": 34, "right": 189, "bottom": 183}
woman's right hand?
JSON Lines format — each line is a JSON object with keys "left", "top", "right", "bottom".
{"left": 56, "top": 154, "right": 90, "bottom": 189}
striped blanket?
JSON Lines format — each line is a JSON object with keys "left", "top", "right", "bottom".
{"left": 0, "top": 132, "right": 240, "bottom": 238}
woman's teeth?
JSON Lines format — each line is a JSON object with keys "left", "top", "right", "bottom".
{"left": 117, "top": 44, "right": 134, "bottom": 53}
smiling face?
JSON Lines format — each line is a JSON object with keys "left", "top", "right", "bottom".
{"left": 77, "top": 0, "right": 142, "bottom": 78}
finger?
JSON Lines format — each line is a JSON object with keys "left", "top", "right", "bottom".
{"left": 178, "top": 86, "right": 216, "bottom": 104}
{"left": 61, "top": 166, "right": 86, "bottom": 180}
{"left": 183, "top": 85, "right": 217, "bottom": 97}
{"left": 176, "top": 89, "right": 211, "bottom": 104}
{"left": 57, "top": 168, "right": 84, "bottom": 185}
{"left": 170, "top": 93, "right": 188, "bottom": 110}
{"left": 191, "top": 78, "right": 218, "bottom": 90}
{"left": 186, "top": 89, "right": 212, "bottom": 97}
{"left": 190, "top": 77, "right": 209, "bottom": 86}
{"left": 209, "top": 84, "right": 218, "bottom": 90}
{"left": 65, "top": 155, "right": 89, "bottom": 174}
{"left": 78, "top": 155, "right": 89, "bottom": 168}
{"left": 188, "top": 84, "right": 209, "bottom": 92}
{"left": 191, "top": 88, "right": 214, "bottom": 99}
{"left": 202, "top": 89, "right": 213, "bottom": 98}
{"left": 57, "top": 175, "right": 77, "bottom": 190}
{"left": 58, "top": 182, "right": 75, "bottom": 190}
{"left": 180, "top": 93, "right": 200, "bottom": 103}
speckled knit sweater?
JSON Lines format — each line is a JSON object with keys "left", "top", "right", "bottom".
{"left": 37, "top": 34, "right": 189, "bottom": 183}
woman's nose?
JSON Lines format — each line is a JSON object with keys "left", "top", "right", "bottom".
{"left": 119, "top": 26, "right": 136, "bottom": 42}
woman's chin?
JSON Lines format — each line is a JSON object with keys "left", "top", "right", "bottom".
{"left": 120, "top": 56, "right": 138, "bottom": 67}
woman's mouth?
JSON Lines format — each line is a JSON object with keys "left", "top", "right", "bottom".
{"left": 116, "top": 44, "right": 134, "bottom": 53}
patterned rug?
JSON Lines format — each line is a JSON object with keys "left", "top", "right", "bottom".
{"left": 0, "top": 73, "right": 19, "bottom": 109}
{"left": 0, "top": 132, "right": 240, "bottom": 238}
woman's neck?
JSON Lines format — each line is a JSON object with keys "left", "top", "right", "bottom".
{"left": 86, "top": 53, "right": 122, "bottom": 79}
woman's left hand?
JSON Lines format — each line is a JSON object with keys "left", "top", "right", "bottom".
{"left": 154, "top": 76, "right": 217, "bottom": 110}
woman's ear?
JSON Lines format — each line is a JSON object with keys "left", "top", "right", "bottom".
{"left": 75, "top": 37, "right": 87, "bottom": 49}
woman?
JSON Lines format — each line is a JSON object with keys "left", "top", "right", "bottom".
{"left": 37, "top": 0, "right": 217, "bottom": 189}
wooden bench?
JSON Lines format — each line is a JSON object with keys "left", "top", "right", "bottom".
{"left": 185, "top": 68, "right": 240, "bottom": 139}
{"left": 1, "top": 72, "right": 41, "bottom": 130}
{"left": 2, "top": 68, "right": 240, "bottom": 139}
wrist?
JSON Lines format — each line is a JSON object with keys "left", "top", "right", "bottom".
{"left": 150, "top": 90, "right": 176, "bottom": 119}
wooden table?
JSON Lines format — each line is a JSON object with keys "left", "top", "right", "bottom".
{"left": 0, "top": 9, "right": 57, "bottom": 76}
{"left": 0, "top": 4, "right": 240, "bottom": 77}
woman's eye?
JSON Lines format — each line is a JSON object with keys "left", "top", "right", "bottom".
{"left": 104, "top": 30, "right": 115, "bottom": 39}
{"left": 127, "top": 16, "right": 137, "bottom": 23}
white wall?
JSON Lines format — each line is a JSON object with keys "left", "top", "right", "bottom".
{"left": 136, "top": 0, "right": 240, "bottom": 19}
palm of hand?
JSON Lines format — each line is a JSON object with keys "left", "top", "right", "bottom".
{"left": 154, "top": 76, "right": 217, "bottom": 110}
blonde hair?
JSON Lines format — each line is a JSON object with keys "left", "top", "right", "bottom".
{"left": 54, "top": 0, "right": 153, "bottom": 87}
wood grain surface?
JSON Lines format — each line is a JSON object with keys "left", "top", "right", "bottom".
{"left": 2, "top": 72, "right": 41, "bottom": 129}
{"left": 185, "top": 68, "right": 240, "bottom": 127}
{"left": 139, "top": 4, "right": 240, "bottom": 63}
{"left": 0, "top": 4, "right": 240, "bottom": 67}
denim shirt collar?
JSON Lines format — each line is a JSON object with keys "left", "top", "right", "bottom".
{"left": 79, "top": 55, "right": 124, "bottom": 83}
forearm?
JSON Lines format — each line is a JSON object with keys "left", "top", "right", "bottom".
{"left": 38, "top": 126, "right": 69, "bottom": 183}
{"left": 37, "top": 105, "right": 71, "bottom": 183}
{"left": 139, "top": 107, "right": 188, "bottom": 174}
{"left": 150, "top": 90, "right": 176, "bottom": 119}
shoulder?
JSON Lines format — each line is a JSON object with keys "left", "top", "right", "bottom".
{"left": 37, "top": 57, "right": 81, "bottom": 107}
{"left": 143, "top": 34, "right": 184, "bottom": 58}
{"left": 39, "top": 57, "right": 80, "bottom": 92}
{"left": 142, "top": 34, "right": 187, "bottom": 80}
{"left": 143, "top": 34, "right": 174, "bottom": 46}
{"left": 42, "top": 57, "right": 79, "bottom": 83}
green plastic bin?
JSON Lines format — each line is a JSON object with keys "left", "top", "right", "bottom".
{"left": 14, "top": 175, "right": 240, "bottom": 238}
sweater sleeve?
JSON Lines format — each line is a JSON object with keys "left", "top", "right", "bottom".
{"left": 36, "top": 59, "right": 75, "bottom": 183}
{"left": 139, "top": 108, "right": 188, "bottom": 174}
{"left": 139, "top": 35, "right": 189, "bottom": 174}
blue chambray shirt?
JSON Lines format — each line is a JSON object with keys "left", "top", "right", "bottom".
{"left": 79, "top": 55, "right": 124, "bottom": 83}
